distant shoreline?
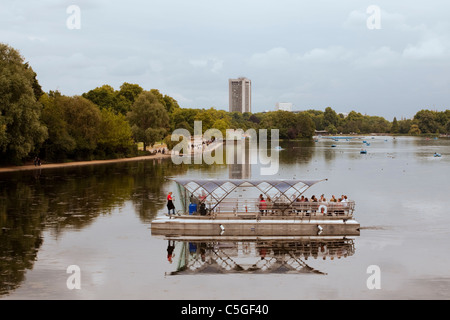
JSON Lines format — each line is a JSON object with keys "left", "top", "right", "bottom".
{"left": 0, "top": 153, "right": 172, "bottom": 173}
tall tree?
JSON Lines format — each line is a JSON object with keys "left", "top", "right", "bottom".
{"left": 149, "top": 89, "right": 180, "bottom": 114}
{"left": 97, "top": 108, "right": 136, "bottom": 157}
{"left": 118, "top": 82, "right": 143, "bottom": 104}
{"left": 414, "top": 109, "right": 443, "bottom": 134}
{"left": 323, "top": 107, "right": 339, "bottom": 128}
{"left": 61, "top": 96, "right": 102, "bottom": 159}
{"left": 0, "top": 43, "right": 48, "bottom": 163}
{"left": 391, "top": 117, "right": 399, "bottom": 134}
{"left": 39, "top": 92, "right": 76, "bottom": 161}
{"left": 127, "top": 91, "right": 170, "bottom": 151}
{"left": 82, "top": 84, "right": 131, "bottom": 115}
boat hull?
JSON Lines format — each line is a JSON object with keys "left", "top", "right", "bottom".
{"left": 151, "top": 216, "right": 360, "bottom": 237}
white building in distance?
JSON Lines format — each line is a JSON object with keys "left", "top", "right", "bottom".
{"left": 275, "top": 102, "right": 293, "bottom": 112}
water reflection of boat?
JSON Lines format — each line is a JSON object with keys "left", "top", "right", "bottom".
{"left": 151, "top": 179, "right": 360, "bottom": 237}
{"left": 162, "top": 236, "right": 357, "bottom": 276}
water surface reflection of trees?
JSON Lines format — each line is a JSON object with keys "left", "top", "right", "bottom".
{"left": 0, "top": 158, "right": 187, "bottom": 295}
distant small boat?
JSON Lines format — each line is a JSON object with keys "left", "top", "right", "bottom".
{"left": 274, "top": 146, "right": 283, "bottom": 151}
{"left": 360, "top": 150, "right": 367, "bottom": 154}
{"left": 434, "top": 153, "right": 442, "bottom": 157}
{"left": 331, "top": 144, "right": 337, "bottom": 148}
{"left": 362, "top": 140, "right": 367, "bottom": 144}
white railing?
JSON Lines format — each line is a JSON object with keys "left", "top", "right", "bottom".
{"left": 195, "top": 199, "right": 355, "bottom": 217}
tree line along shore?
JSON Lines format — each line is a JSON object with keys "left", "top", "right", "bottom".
{"left": 1, "top": 43, "right": 449, "bottom": 167}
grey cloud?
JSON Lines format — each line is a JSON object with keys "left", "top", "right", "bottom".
{"left": 1, "top": 0, "right": 449, "bottom": 119}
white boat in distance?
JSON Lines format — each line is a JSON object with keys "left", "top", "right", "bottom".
{"left": 151, "top": 179, "right": 360, "bottom": 237}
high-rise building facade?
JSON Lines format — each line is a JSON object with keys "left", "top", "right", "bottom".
{"left": 229, "top": 77, "right": 251, "bottom": 113}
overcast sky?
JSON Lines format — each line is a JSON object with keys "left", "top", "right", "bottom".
{"left": 1, "top": 0, "right": 449, "bottom": 120}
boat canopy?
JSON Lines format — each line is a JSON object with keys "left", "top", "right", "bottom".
{"left": 171, "top": 178, "right": 327, "bottom": 211}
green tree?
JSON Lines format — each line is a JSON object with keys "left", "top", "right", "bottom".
{"left": 398, "top": 118, "right": 412, "bottom": 134}
{"left": 149, "top": 89, "right": 180, "bottom": 114}
{"left": 258, "top": 111, "right": 315, "bottom": 139}
{"left": 366, "top": 116, "right": 390, "bottom": 133}
{"left": 296, "top": 112, "right": 316, "bottom": 138}
{"left": 118, "top": 82, "right": 143, "bottom": 105}
{"left": 97, "top": 108, "right": 136, "bottom": 157}
{"left": 325, "top": 124, "right": 338, "bottom": 134}
{"left": 340, "top": 111, "right": 364, "bottom": 134}
{"left": 249, "top": 114, "right": 261, "bottom": 124}
{"left": 408, "top": 124, "right": 421, "bottom": 135}
{"left": 170, "top": 108, "right": 200, "bottom": 133}
{"left": 82, "top": 84, "right": 131, "bottom": 115}
{"left": 260, "top": 111, "right": 297, "bottom": 139}
{"left": 127, "top": 91, "right": 170, "bottom": 151}
{"left": 414, "top": 109, "right": 440, "bottom": 134}
{"left": 194, "top": 109, "right": 216, "bottom": 133}
{"left": 61, "top": 96, "right": 102, "bottom": 159}
{"left": 391, "top": 117, "right": 399, "bottom": 134}
{"left": 39, "top": 92, "right": 76, "bottom": 161}
{"left": 24, "top": 62, "right": 44, "bottom": 100}
{"left": 0, "top": 43, "right": 48, "bottom": 163}
{"left": 212, "top": 119, "right": 229, "bottom": 137}
{"left": 323, "top": 107, "right": 339, "bottom": 128}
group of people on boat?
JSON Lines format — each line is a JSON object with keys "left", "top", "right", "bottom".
{"left": 258, "top": 193, "right": 351, "bottom": 215}
{"left": 167, "top": 190, "right": 352, "bottom": 217}
{"left": 294, "top": 194, "right": 349, "bottom": 203}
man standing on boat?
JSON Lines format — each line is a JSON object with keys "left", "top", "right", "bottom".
{"left": 167, "top": 192, "right": 176, "bottom": 217}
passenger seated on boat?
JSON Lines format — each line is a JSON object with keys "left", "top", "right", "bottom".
{"left": 199, "top": 202, "right": 207, "bottom": 216}
{"left": 335, "top": 198, "right": 345, "bottom": 215}
{"left": 311, "top": 195, "right": 318, "bottom": 214}
{"left": 266, "top": 196, "right": 273, "bottom": 214}
{"left": 293, "top": 196, "right": 304, "bottom": 213}
{"left": 304, "top": 197, "right": 310, "bottom": 215}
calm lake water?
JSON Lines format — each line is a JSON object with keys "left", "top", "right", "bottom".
{"left": 1, "top": 136, "right": 449, "bottom": 299}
